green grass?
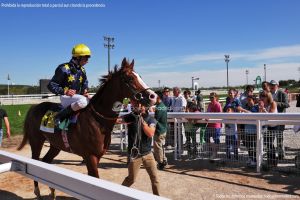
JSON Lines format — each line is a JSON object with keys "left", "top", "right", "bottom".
{"left": 1, "top": 104, "right": 32, "bottom": 136}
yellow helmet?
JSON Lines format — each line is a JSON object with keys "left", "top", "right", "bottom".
{"left": 72, "top": 44, "right": 91, "bottom": 57}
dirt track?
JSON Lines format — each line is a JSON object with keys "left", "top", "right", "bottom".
{"left": 1, "top": 135, "right": 300, "bottom": 200}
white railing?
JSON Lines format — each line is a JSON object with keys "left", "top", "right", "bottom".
{"left": 117, "top": 112, "right": 300, "bottom": 172}
{"left": 169, "top": 112, "right": 300, "bottom": 172}
{"left": 0, "top": 93, "right": 96, "bottom": 105}
{"left": 0, "top": 150, "right": 169, "bottom": 200}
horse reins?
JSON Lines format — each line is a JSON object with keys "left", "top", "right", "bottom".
{"left": 130, "top": 114, "right": 143, "bottom": 160}
{"left": 89, "top": 104, "right": 118, "bottom": 121}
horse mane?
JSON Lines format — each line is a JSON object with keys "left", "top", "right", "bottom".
{"left": 90, "top": 59, "right": 132, "bottom": 104}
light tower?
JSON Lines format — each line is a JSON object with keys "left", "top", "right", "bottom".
{"left": 104, "top": 36, "right": 115, "bottom": 73}
{"left": 224, "top": 55, "right": 230, "bottom": 88}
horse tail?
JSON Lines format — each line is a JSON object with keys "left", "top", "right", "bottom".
{"left": 17, "top": 105, "right": 36, "bottom": 150}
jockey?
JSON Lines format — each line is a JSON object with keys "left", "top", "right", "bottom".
{"left": 47, "top": 44, "right": 91, "bottom": 127}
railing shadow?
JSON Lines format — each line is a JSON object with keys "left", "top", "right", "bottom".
{"left": 0, "top": 190, "right": 78, "bottom": 200}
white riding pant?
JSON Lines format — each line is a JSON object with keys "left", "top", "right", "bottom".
{"left": 60, "top": 94, "right": 89, "bottom": 111}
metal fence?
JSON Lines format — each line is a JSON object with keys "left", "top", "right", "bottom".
{"left": 117, "top": 112, "right": 300, "bottom": 173}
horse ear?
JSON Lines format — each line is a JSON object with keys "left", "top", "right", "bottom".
{"left": 121, "top": 57, "right": 127, "bottom": 69}
{"left": 129, "top": 59, "right": 134, "bottom": 70}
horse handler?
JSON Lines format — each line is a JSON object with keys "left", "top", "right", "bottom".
{"left": 117, "top": 101, "right": 160, "bottom": 196}
{"left": 47, "top": 44, "right": 91, "bottom": 127}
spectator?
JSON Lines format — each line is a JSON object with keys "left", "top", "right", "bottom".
{"left": 171, "top": 87, "right": 187, "bottom": 112}
{"left": 170, "top": 87, "right": 187, "bottom": 155}
{"left": 239, "top": 85, "right": 255, "bottom": 148}
{"left": 244, "top": 95, "right": 259, "bottom": 166}
{"left": 240, "top": 85, "right": 255, "bottom": 109}
{"left": 183, "top": 89, "right": 193, "bottom": 106}
{"left": 205, "top": 92, "right": 222, "bottom": 160}
{"left": 224, "top": 107, "right": 238, "bottom": 160}
{"left": 261, "top": 81, "right": 271, "bottom": 93}
{"left": 195, "top": 89, "right": 204, "bottom": 112}
{"left": 223, "top": 88, "right": 249, "bottom": 151}
{"left": 184, "top": 102, "right": 202, "bottom": 159}
{"left": 153, "top": 91, "right": 168, "bottom": 170}
{"left": 0, "top": 108, "right": 11, "bottom": 147}
{"left": 162, "top": 87, "right": 172, "bottom": 111}
{"left": 270, "top": 80, "right": 289, "bottom": 159}
{"left": 223, "top": 88, "right": 250, "bottom": 113}
{"left": 118, "top": 101, "right": 160, "bottom": 195}
{"left": 259, "top": 91, "right": 278, "bottom": 167}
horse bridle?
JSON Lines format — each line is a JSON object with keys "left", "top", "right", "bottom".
{"left": 89, "top": 72, "right": 152, "bottom": 122}
{"left": 121, "top": 73, "right": 154, "bottom": 102}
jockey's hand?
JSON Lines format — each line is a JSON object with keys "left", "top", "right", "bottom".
{"left": 83, "top": 89, "right": 91, "bottom": 99}
{"left": 66, "top": 89, "right": 76, "bottom": 96}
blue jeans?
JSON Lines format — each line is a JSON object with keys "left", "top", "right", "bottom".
{"left": 226, "top": 134, "right": 238, "bottom": 159}
{"left": 0, "top": 129, "right": 3, "bottom": 146}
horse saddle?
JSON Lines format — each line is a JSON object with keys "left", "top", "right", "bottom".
{"left": 40, "top": 108, "right": 78, "bottom": 133}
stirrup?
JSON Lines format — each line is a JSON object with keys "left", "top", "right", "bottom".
{"left": 54, "top": 118, "right": 61, "bottom": 129}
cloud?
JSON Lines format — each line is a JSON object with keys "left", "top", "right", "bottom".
{"left": 138, "top": 44, "right": 300, "bottom": 70}
{"left": 88, "top": 44, "right": 300, "bottom": 88}
{"left": 140, "top": 62, "right": 300, "bottom": 88}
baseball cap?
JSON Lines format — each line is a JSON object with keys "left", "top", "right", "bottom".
{"left": 269, "top": 80, "right": 278, "bottom": 85}
{"left": 163, "top": 87, "right": 170, "bottom": 92}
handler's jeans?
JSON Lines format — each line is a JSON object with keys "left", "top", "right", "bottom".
{"left": 153, "top": 133, "right": 167, "bottom": 164}
{"left": 122, "top": 153, "right": 160, "bottom": 195}
{"left": 60, "top": 94, "right": 89, "bottom": 111}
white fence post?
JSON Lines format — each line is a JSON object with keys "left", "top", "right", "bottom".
{"left": 256, "top": 120, "right": 263, "bottom": 173}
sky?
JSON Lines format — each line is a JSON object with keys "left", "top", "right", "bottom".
{"left": 1, "top": 0, "right": 300, "bottom": 88}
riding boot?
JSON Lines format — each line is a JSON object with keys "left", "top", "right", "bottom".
{"left": 55, "top": 105, "right": 74, "bottom": 128}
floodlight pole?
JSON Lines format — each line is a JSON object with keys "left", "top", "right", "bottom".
{"left": 246, "top": 69, "right": 249, "bottom": 85}
{"left": 224, "top": 55, "right": 230, "bottom": 89}
{"left": 104, "top": 36, "right": 115, "bottom": 73}
{"left": 7, "top": 74, "right": 10, "bottom": 96}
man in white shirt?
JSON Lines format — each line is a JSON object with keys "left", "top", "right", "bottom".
{"left": 171, "top": 87, "right": 187, "bottom": 112}
{"left": 270, "top": 80, "right": 290, "bottom": 159}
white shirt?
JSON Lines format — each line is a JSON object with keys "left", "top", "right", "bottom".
{"left": 171, "top": 94, "right": 187, "bottom": 112}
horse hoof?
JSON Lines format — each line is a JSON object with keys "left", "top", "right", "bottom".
{"left": 50, "top": 187, "right": 56, "bottom": 200}
{"left": 34, "top": 187, "right": 42, "bottom": 200}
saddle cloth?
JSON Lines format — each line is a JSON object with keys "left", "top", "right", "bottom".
{"left": 40, "top": 110, "right": 77, "bottom": 133}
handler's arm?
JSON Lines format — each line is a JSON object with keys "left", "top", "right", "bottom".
{"left": 142, "top": 120, "right": 155, "bottom": 137}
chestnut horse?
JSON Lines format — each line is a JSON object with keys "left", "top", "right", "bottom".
{"left": 17, "top": 58, "right": 157, "bottom": 199}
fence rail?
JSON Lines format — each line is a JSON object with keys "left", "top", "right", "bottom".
{"left": 0, "top": 150, "right": 168, "bottom": 200}
{"left": 117, "top": 112, "right": 300, "bottom": 173}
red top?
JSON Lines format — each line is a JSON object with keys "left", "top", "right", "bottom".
{"left": 207, "top": 101, "right": 222, "bottom": 128}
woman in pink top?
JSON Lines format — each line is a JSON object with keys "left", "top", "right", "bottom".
{"left": 206, "top": 92, "right": 222, "bottom": 159}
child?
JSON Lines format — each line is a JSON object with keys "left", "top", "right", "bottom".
{"left": 225, "top": 107, "right": 238, "bottom": 160}
{"left": 185, "top": 102, "right": 201, "bottom": 159}
{"left": 245, "top": 95, "right": 259, "bottom": 166}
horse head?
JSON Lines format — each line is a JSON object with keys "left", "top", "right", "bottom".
{"left": 119, "top": 58, "right": 157, "bottom": 107}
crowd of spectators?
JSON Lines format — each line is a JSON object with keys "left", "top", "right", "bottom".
{"left": 156, "top": 80, "right": 288, "bottom": 167}
{"left": 119, "top": 80, "right": 290, "bottom": 170}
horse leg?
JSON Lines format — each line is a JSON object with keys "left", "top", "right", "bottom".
{"left": 42, "top": 146, "right": 61, "bottom": 200}
{"left": 85, "top": 155, "right": 100, "bottom": 178}
{"left": 30, "top": 137, "right": 46, "bottom": 200}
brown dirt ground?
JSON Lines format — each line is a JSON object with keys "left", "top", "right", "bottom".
{"left": 1, "top": 136, "right": 300, "bottom": 200}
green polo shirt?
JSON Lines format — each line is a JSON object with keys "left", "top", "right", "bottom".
{"left": 154, "top": 102, "right": 168, "bottom": 135}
